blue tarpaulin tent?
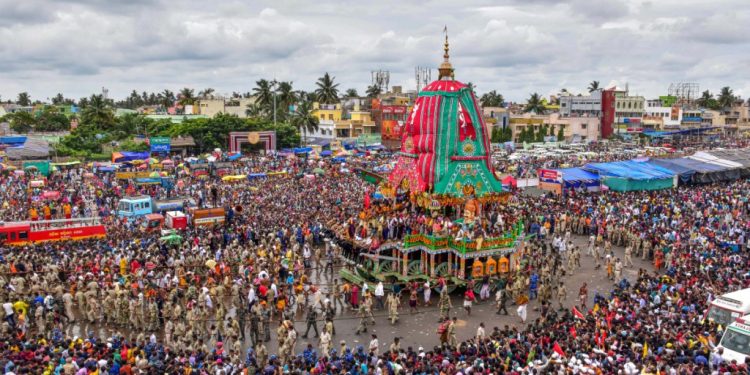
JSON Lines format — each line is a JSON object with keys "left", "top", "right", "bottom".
{"left": 113, "top": 151, "right": 149, "bottom": 163}
{"left": 584, "top": 160, "right": 675, "bottom": 191}
{"left": 247, "top": 173, "right": 267, "bottom": 179}
{"left": 320, "top": 150, "right": 333, "bottom": 157}
{"left": 559, "top": 168, "right": 601, "bottom": 191}
{"left": 650, "top": 158, "right": 733, "bottom": 183}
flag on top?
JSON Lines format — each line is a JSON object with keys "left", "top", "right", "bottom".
{"left": 572, "top": 306, "right": 586, "bottom": 320}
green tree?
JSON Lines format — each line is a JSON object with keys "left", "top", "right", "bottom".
{"left": 272, "top": 122, "right": 301, "bottom": 149}
{"left": 588, "top": 81, "right": 600, "bottom": 93}
{"left": 178, "top": 88, "right": 196, "bottom": 106}
{"left": 315, "top": 73, "right": 340, "bottom": 104}
{"left": 290, "top": 101, "right": 319, "bottom": 145}
{"left": 35, "top": 107, "right": 70, "bottom": 132}
{"left": 365, "top": 85, "right": 382, "bottom": 98}
{"left": 524, "top": 93, "right": 545, "bottom": 114}
{"left": 479, "top": 90, "right": 504, "bottom": 107}
{"left": 718, "top": 86, "right": 736, "bottom": 109}
{"left": 245, "top": 103, "right": 264, "bottom": 119}
{"left": 276, "top": 81, "right": 297, "bottom": 120}
{"left": 557, "top": 126, "right": 565, "bottom": 141}
{"left": 159, "top": 89, "right": 175, "bottom": 109}
{"left": 81, "top": 94, "right": 115, "bottom": 129}
{"left": 198, "top": 88, "right": 215, "bottom": 99}
{"left": 697, "top": 90, "right": 720, "bottom": 109}
{"left": 466, "top": 82, "right": 477, "bottom": 97}
{"left": 51, "top": 93, "right": 65, "bottom": 105}
{"left": 345, "top": 88, "right": 359, "bottom": 98}
{"left": 17, "top": 92, "right": 31, "bottom": 106}
{"left": 253, "top": 79, "right": 274, "bottom": 114}
{"left": 5, "top": 111, "right": 35, "bottom": 133}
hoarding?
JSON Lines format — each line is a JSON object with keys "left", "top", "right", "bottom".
{"left": 150, "top": 137, "right": 171, "bottom": 152}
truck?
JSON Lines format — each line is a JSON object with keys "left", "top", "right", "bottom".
{"left": 117, "top": 195, "right": 196, "bottom": 221}
{"left": 717, "top": 314, "right": 750, "bottom": 364}
{"left": 707, "top": 288, "right": 750, "bottom": 327}
{"left": 141, "top": 211, "right": 189, "bottom": 232}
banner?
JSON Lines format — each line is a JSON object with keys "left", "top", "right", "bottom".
{"left": 538, "top": 169, "right": 562, "bottom": 183}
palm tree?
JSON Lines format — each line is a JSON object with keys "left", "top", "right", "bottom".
{"left": 588, "top": 81, "right": 600, "bottom": 93}
{"left": 524, "top": 93, "right": 546, "bottom": 114}
{"left": 16, "top": 92, "right": 31, "bottom": 106}
{"left": 365, "top": 85, "right": 382, "bottom": 98}
{"left": 290, "top": 101, "right": 319, "bottom": 145}
{"left": 315, "top": 73, "right": 340, "bottom": 104}
{"left": 51, "top": 93, "right": 65, "bottom": 105}
{"left": 466, "top": 82, "right": 477, "bottom": 96}
{"left": 697, "top": 90, "right": 715, "bottom": 108}
{"left": 81, "top": 94, "right": 115, "bottom": 128}
{"left": 479, "top": 90, "right": 504, "bottom": 107}
{"left": 199, "top": 88, "right": 215, "bottom": 99}
{"left": 160, "top": 89, "right": 175, "bottom": 109}
{"left": 245, "top": 103, "right": 264, "bottom": 119}
{"left": 277, "top": 82, "right": 297, "bottom": 108}
{"left": 345, "top": 88, "right": 359, "bottom": 98}
{"left": 718, "top": 86, "right": 736, "bottom": 109}
{"left": 178, "top": 88, "right": 196, "bottom": 106}
{"left": 253, "top": 79, "right": 274, "bottom": 110}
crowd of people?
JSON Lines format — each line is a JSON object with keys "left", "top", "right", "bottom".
{"left": 0, "top": 143, "right": 749, "bottom": 373}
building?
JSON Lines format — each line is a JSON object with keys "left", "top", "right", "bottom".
{"left": 509, "top": 113, "right": 600, "bottom": 143}
{"left": 559, "top": 90, "right": 602, "bottom": 118}
{"left": 196, "top": 97, "right": 257, "bottom": 118}
{"left": 482, "top": 106, "right": 509, "bottom": 133}
{"left": 612, "top": 87, "right": 645, "bottom": 134}
{"left": 645, "top": 99, "right": 682, "bottom": 129}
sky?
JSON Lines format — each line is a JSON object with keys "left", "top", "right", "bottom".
{"left": 0, "top": 0, "right": 748, "bottom": 103}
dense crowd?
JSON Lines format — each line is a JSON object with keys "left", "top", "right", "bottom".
{"left": 0, "top": 145, "right": 749, "bottom": 374}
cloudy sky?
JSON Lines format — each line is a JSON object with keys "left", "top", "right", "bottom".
{"left": 1, "top": 0, "right": 747, "bottom": 103}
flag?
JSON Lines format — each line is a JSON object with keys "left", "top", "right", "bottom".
{"left": 592, "top": 303, "right": 600, "bottom": 314}
{"left": 364, "top": 192, "right": 371, "bottom": 209}
{"left": 569, "top": 325, "right": 577, "bottom": 339}
{"left": 573, "top": 306, "right": 585, "bottom": 320}
{"left": 642, "top": 342, "right": 648, "bottom": 359}
{"left": 553, "top": 342, "right": 565, "bottom": 357}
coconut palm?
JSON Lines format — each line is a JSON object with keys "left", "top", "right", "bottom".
{"left": 365, "top": 85, "right": 382, "bottom": 98}
{"left": 199, "top": 88, "right": 215, "bottom": 99}
{"left": 290, "top": 101, "right": 319, "bottom": 145}
{"left": 16, "top": 92, "right": 31, "bottom": 106}
{"left": 160, "top": 89, "right": 175, "bottom": 109}
{"left": 253, "top": 79, "right": 274, "bottom": 111}
{"left": 697, "top": 90, "right": 717, "bottom": 109}
{"left": 718, "top": 86, "right": 736, "bottom": 109}
{"left": 315, "top": 73, "right": 340, "bottom": 104}
{"left": 345, "top": 88, "right": 359, "bottom": 98}
{"left": 277, "top": 82, "right": 297, "bottom": 108}
{"left": 178, "top": 88, "right": 196, "bottom": 106}
{"left": 524, "top": 93, "right": 546, "bottom": 114}
{"left": 479, "top": 90, "right": 504, "bottom": 107}
{"left": 81, "top": 94, "right": 115, "bottom": 128}
{"left": 588, "top": 81, "right": 600, "bottom": 93}
{"left": 245, "top": 103, "right": 264, "bottom": 119}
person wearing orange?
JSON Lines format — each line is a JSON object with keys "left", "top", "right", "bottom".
{"left": 29, "top": 207, "right": 38, "bottom": 221}
{"left": 43, "top": 204, "right": 51, "bottom": 221}
{"left": 63, "top": 202, "right": 72, "bottom": 219}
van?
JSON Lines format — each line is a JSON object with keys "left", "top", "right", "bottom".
{"left": 717, "top": 314, "right": 750, "bottom": 364}
{"left": 707, "top": 288, "right": 750, "bottom": 327}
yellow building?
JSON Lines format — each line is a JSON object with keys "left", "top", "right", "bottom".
{"left": 312, "top": 103, "right": 343, "bottom": 122}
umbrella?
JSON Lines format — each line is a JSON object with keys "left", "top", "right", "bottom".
{"left": 149, "top": 171, "right": 161, "bottom": 178}
{"left": 160, "top": 171, "right": 168, "bottom": 177}
{"left": 148, "top": 158, "right": 159, "bottom": 164}
{"left": 131, "top": 160, "right": 144, "bottom": 165}
{"left": 313, "top": 168, "right": 325, "bottom": 175}
{"left": 205, "top": 259, "right": 217, "bottom": 269}
{"left": 137, "top": 164, "right": 148, "bottom": 170}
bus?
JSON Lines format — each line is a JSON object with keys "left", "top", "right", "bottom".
{"left": 0, "top": 217, "right": 105, "bottom": 245}
{"left": 707, "top": 288, "right": 750, "bottom": 327}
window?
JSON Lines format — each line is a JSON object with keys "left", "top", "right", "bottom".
{"left": 19, "top": 231, "right": 28, "bottom": 240}
{"left": 144, "top": 202, "right": 150, "bottom": 209}
{"left": 320, "top": 115, "right": 325, "bottom": 119}
{"left": 328, "top": 114, "right": 334, "bottom": 120}
{"left": 580, "top": 124, "right": 587, "bottom": 129}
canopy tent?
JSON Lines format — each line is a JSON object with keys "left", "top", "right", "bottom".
{"left": 689, "top": 151, "right": 744, "bottom": 169}
{"left": 112, "top": 151, "right": 149, "bottom": 163}
{"left": 501, "top": 175, "right": 517, "bottom": 188}
{"left": 320, "top": 150, "right": 333, "bottom": 157}
{"left": 648, "top": 159, "right": 696, "bottom": 184}
{"left": 704, "top": 149, "right": 750, "bottom": 177}
{"left": 651, "top": 157, "right": 736, "bottom": 184}
{"left": 559, "top": 168, "right": 601, "bottom": 191}
{"left": 584, "top": 160, "right": 675, "bottom": 192}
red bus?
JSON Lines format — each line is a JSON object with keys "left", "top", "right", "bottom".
{"left": 0, "top": 217, "right": 106, "bottom": 245}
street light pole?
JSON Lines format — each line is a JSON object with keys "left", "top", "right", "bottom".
{"left": 272, "top": 79, "right": 278, "bottom": 126}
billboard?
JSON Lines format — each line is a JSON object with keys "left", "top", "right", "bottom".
{"left": 150, "top": 137, "right": 171, "bottom": 152}
{"left": 381, "top": 120, "right": 403, "bottom": 140}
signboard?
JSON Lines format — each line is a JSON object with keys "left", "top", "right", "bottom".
{"left": 150, "top": 137, "right": 171, "bottom": 152}
{"left": 622, "top": 118, "right": 641, "bottom": 124}
{"left": 682, "top": 116, "right": 702, "bottom": 122}
{"left": 538, "top": 169, "right": 562, "bottom": 183}
{"left": 23, "top": 161, "right": 51, "bottom": 176}
{"left": 626, "top": 127, "right": 644, "bottom": 133}
{"left": 116, "top": 171, "right": 152, "bottom": 180}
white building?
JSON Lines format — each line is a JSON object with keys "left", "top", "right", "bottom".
{"left": 645, "top": 99, "right": 682, "bottom": 128}
{"left": 559, "top": 90, "right": 602, "bottom": 117}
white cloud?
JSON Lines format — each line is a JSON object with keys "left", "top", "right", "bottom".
{"left": 0, "top": 0, "right": 746, "bottom": 103}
